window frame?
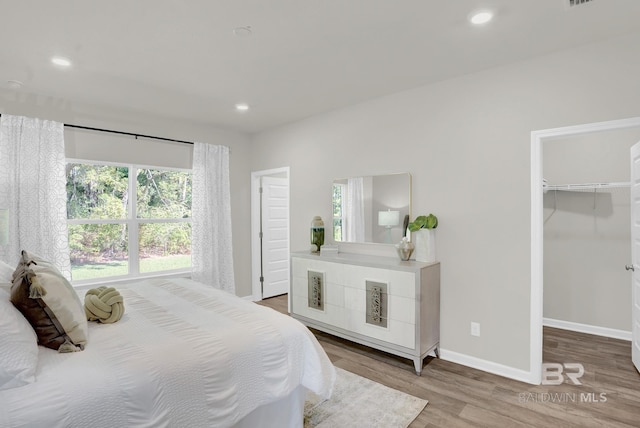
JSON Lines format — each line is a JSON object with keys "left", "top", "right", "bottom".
{"left": 66, "top": 158, "right": 192, "bottom": 286}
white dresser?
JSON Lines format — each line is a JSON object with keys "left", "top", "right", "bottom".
{"left": 290, "top": 251, "right": 440, "bottom": 375}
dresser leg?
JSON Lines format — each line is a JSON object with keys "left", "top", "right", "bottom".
{"left": 414, "top": 358, "right": 422, "bottom": 375}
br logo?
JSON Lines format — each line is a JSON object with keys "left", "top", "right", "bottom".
{"left": 541, "top": 363, "right": 584, "bottom": 385}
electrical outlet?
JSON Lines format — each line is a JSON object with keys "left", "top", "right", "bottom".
{"left": 471, "top": 322, "right": 480, "bottom": 337}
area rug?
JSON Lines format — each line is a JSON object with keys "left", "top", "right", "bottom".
{"left": 304, "top": 367, "right": 428, "bottom": 428}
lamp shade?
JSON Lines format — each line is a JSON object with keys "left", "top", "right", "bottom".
{"left": 378, "top": 210, "right": 400, "bottom": 227}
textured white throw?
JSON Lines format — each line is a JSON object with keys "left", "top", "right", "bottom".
{"left": 0, "top": 278, "right": 335, "bottom": 428}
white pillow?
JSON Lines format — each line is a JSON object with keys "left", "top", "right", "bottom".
{"left": 0, "top": 260, "right": 13, "bottom": 283}
{"left": 0, "top": 288, "right": 39, "bottom": 390}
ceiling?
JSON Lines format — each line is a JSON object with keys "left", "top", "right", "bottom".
{"left": 1, "top": 0, "right": 639, "bottom": 133}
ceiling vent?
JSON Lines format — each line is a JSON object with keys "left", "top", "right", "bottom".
{"left": 566, "top": 0, "right": 594, "bottom": 8}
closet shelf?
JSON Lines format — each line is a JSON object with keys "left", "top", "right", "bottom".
{"left": 543, "top": 181, "right": 630, "bottom": 192}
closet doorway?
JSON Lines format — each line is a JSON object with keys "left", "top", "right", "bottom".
{"left": 543, "top": 129, "right": 639, "bottom": 339}
{"left": 531, "top": 117, "right": 640, "bottom": 383}
{"left": 251, "top": 167, "right": 290, "bottom": 301}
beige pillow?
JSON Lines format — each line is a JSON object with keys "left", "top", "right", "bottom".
{"left": 10, "top": 251, "right": 88, "bottom": 352}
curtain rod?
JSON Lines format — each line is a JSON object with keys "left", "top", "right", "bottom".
{"left": 64, "top": 124, "right": 194, "bottom": 145}
{"left": 0, "top": 114, "right": 195, "bottom": 146}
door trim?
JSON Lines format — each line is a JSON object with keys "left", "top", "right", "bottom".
{"left": 251, "top": 167, "right": 290, "bottom": 301}
{"left": 530, "top": 117, "right": 640, "bottom": 384}
{"left": 630, "top": 141, "right": 640, "bottom": 372}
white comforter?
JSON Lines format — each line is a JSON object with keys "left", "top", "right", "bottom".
{"left": 0, "top": 278, "right": 335, "bottom": 428}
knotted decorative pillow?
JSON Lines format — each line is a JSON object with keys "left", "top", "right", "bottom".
{"left": 84, "top": 286, "right": 124, "bottom": 324}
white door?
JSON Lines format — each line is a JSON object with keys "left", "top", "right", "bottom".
{"left": 261, "top": 176, "right": 290, "bottom": 298}
{"left": 631, "top": 141, "right": 640, "bottom": 372}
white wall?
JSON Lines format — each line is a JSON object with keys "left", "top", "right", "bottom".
{"left": 0, "top": 93, "right": 254, "bottom": 297}
{"left": 64, "top": 128, "right": 193, "bottom": 169}
{"left": 543, "top": 129, "right": 640, "bottom": 332}
{"left": 249, "top": 32, "right": 640, "bottom": 374}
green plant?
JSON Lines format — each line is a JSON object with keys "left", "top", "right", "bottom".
{"left": 408, "top": 214, "right": 438, "bottom": 232}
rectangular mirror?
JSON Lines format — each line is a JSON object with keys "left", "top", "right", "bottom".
{"left": 332, "top": 173, "right": 411, "bottom": 244}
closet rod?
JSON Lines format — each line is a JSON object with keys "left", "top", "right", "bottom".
{"left": 0, "top": 114, "right": 194, "bottom": 146}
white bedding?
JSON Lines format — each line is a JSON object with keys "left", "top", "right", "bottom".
{"left": 0, "top": 277, "right": 335, "bottom": 428}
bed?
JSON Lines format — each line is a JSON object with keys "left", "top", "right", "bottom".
{"left": 0, "top": 272, "right": 336, "bottom": 428}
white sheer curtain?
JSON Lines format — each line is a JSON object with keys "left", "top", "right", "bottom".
{"left": 344, "top": 177, "right": 365, "bottom": 242}
{"left": 0, "top": 114, "right": 71, "bottom": 278}
{"left": 191, "top": 143, "right": 235, "bottom": 293}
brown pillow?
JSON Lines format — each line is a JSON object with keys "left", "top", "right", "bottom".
{"left": 10, "top": 251, "right": 88, "bottom": 352}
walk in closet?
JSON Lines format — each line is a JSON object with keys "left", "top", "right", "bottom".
{"left": 542, "top": 128, "right": 640, "bottom": 338}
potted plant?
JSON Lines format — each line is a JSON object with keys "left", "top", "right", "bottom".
{"left": 408, "top": 214, "right": 438, "bottom": 262}
{"left": 408, "top": 214, "right": 438, "bottom": 232}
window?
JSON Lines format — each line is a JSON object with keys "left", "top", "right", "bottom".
{"left": 66, "top": 161, "right": 192, "bottom": 283}
{"left": 332, "top": 183, "right": 346, "bottom": 241}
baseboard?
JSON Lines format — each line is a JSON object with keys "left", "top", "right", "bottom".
{"left": 439, "top": 348, "right": 536, "bottom": 384}
{"left": 543, "top": 318, "right": 631, "bottom": 341}
{"left": 241, "top": 295, "right": 257, "bottom": 301}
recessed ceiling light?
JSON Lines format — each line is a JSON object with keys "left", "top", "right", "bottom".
{"left": 51, "top": 56, "right": 72, "bottom": 67}
{"left": 470, "top": 11, "right": 493, "bottom": 25}
{"left": 235, "top": 103, "right": 250, "bottom": 112}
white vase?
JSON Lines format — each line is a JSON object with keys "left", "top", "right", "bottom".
{"left": 413, "top": 229, "right": 436, "bottom": 262}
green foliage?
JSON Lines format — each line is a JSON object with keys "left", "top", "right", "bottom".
{"left": 333, "top": 218, "right": 343, "bottom": 241}
{"left": 408, "top": 214, "right": 438, "bottom": 232}
{"left": 68, "top": 223, "right": 128, "bottom": 261}
{"left": 67, "top": 164, "right": 129, "bottom": 219}
{"left": 137, "top": 169, "right": 191, "bottom": 219}
{"left": 332, "top": 184, "right": 343, "bottom": 217}
{"left": 332, "top": 184, "right": 344, "bottom": 241}
{"left": 139, "top": 223, "right": 191, "bottom": 257}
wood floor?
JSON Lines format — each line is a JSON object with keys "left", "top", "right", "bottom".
{"left": 257, "top": 294, "right": 640, "bottom": 427}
